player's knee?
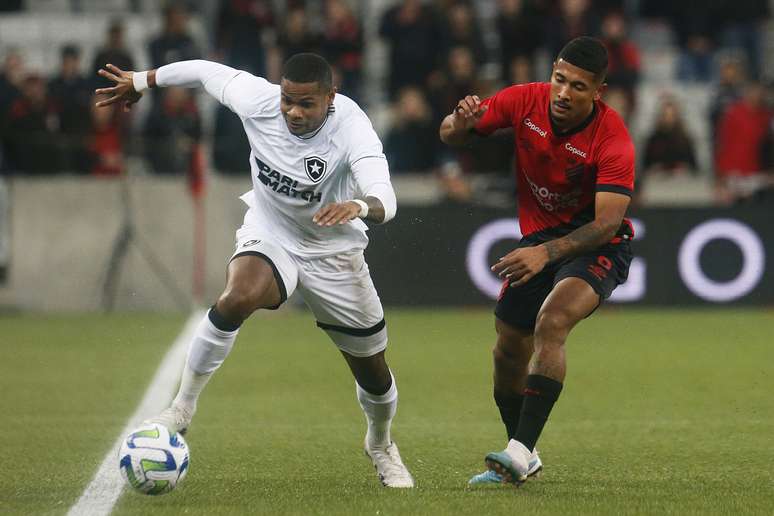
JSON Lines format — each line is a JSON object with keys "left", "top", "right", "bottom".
{"left": 217, "top": 287, "right": 263, "bottom": 321}
{"left": 351, "top": 356, "right": 392, "bottom": 395}
{"left": 493, "top": 341, "right": 515, "bottom": 365}
{"left": 534, "top": 309, "right": 574, "bottom": 342}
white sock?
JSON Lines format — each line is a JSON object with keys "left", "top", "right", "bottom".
{"left": 174, "top": 311, "right": 239, "bottom": 409}
{"left": 356, "top": 372, "right": 397, "bottom": 449}
{"left": 172, "top": 364, "right": 211, "bottom": 412}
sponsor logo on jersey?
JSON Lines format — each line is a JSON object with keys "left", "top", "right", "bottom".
{"left": 254, "top": 156, "right": 323, "bottom": 203}
{"left": 523, "top": 118, "right": 547, "bottom": 138}
{"left": 524, "top": 169, "right": 581, "bottom": 212}
{"left": 304, "top": 156, "right": 327, "bottom": 183}
{"left": 565, "top": 142, "right": 587, "bottom": 159}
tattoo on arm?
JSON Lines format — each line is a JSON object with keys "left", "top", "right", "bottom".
{"left": 363, "top": 196, "right": 385, "bottom": 223}
{"left": 543, "top": 220, "right": 613, "bottom": 263}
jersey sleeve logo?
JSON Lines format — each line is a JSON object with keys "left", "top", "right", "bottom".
{"left": 304, "top": 156, "right": 328, "bottom": 183}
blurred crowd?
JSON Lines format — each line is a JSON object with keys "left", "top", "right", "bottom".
{"left": 0, "top": 0, "right": 773, "bottom": 206}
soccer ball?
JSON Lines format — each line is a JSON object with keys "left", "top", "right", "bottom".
{"left": 118, "top": 423, "right": 189, "bottom": 495}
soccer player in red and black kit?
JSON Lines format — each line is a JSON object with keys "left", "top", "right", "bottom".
{"left": 440, "top": 37, "right": 635, "bottom": 485}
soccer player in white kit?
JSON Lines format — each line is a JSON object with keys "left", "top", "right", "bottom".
{"left": 95, "top": 53, "right": 414, "bottom": 488}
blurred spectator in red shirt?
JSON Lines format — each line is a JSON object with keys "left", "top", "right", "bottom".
{"left": 714, "top": 83, "right": 772, "bottom": 204}
{"left": 89, "top": 93, "right": 124, "bottom": 177}
{"left": 321, "top": 0, "right": 363, "bottom": 103}
{"left": 600, "top": 12, "right": 640, "bottom": 106}
{"left": 709, "top": 53, "right": 746, "bottom": 144}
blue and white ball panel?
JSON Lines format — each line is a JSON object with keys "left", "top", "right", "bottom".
{"left": 118, "top": 423, "right": 189, "bottom": 495}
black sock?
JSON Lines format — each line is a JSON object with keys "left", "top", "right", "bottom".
{"left": 494, "top": 391, "right": 525, "bottom": 441}
{"left": 208, "top": 305, "right": 242, "bottom": 332}
{"left": 514, "top": 375, "right": 563, "bottom": 452}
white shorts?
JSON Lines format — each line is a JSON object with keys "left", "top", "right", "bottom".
{"left": 231, "top": 223, "right": 387, "bottom": 358}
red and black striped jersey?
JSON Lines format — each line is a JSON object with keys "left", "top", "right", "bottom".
{"left": 475, "top": 82, "right": 635, "bottom": 241}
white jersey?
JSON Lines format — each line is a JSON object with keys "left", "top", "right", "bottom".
{"left": 156, "top": 60, "right": 395, "bottom": 258}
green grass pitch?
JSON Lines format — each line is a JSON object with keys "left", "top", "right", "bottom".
{"left": 1, "top": 308, "right": 773, "bottom": 515}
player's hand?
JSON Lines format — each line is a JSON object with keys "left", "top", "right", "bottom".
{"left": 491, "top": 245, "right": 550, "bottom": 287}
{"left": 452, "top": 95, "right": 488, "bottom": 131}
{"left": 313, "top": 201, "right": 361, "bottom": 226}
{"left": 95, "top": 64, "right": 143, "bottom": 112}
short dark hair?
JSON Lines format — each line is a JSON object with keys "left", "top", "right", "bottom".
{"left": 282, "top": 53, "right": 333, "bottom": 91}
{"left": 557, "top": 36, "right": 608, "bottom": 81}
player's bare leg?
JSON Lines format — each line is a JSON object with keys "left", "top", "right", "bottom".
{"left": 486, "top": 277, "right": 599, "bottom": 484}
{"left": 341, "top": 350, "right": 414, "bottom": 488}
{"left": 148, "top": 255, "right": 281, "bottom": 434}
{"left": 493, "top": 320, "right": 533, "bottom": 440}
{"left": 470, "top": 321, "right": 543, "bottom": 485}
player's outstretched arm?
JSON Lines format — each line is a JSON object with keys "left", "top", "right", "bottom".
{"left": 99, "top": 60, "right": 262, "bottom": 116}
{"left": 439, "top": 95, "right": 488, "bottom": 147}
{"left": 492, "top": 192, "right": 630, "bottom": 287}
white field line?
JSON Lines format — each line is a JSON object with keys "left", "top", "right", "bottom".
{"left": 67, "top": 310, "right": 204, "bottom": 516}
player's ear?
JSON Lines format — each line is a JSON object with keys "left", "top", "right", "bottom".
{"left": 327, "top": 86, "right": 337, "bottom": 106}
{"left": 594, "top": 82, "right": 607, "bottom": 101}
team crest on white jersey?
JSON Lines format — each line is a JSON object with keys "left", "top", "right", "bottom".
{"left": 304, "top": 156, "right": 327, "bottom": 183}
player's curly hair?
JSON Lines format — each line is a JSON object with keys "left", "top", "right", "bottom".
{"left": 557, "top": 36, "right": 608, "bottom": 82}
{"left": 282, "top": 53, "right": 333, "bottom": 91}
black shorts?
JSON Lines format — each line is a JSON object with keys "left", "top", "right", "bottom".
{"left": 494, "top": 236, "right": 633, "bottom": 331}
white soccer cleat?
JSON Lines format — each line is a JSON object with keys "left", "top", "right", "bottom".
{"left": 468, "top": 448, "right": 543, "bottom": 485}
{"left": 144, "top": 403, "right": 194, "bottom": 435}
{"left": 364, "top": 440, "right": 415, "bottom": 488}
